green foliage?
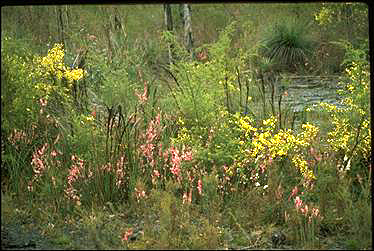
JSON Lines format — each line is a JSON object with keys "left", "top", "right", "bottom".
{"left": 1, "top": 4, "right": 371, "bottom": 250}
{"left": 259, "top": 18, "right": 314, "bottom": 72}
{"left": 319, "top": 42, "right": 370, "bottom": 169}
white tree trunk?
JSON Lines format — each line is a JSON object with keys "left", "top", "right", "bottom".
{"left": 182, "top": 4, "right": 193, "bottom": 56}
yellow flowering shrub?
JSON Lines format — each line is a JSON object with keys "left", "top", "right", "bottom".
{"left": 320, "top": 60, "right": 370, "bottom": 160}
{"left": 31, "top": 43, "right": 87, "bottom": 101}
{"left": 238, "top": 115, "right": 319, "bottom": 181}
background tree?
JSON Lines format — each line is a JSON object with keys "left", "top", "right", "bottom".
{"left": 181, "top": 4, "right": 193, "bottom": 57}
{"left": 164, "top": 3, "right": 174, "bottom": 65}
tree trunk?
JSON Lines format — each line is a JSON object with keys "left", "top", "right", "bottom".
{"left": 181, "top": 4, "right": 193, "bottom": 56}
{"left": 164, "top": 4, "right": 174, "bottom": 65}
{"left": 56, "top": 6, "right": 65, "bottom": 45}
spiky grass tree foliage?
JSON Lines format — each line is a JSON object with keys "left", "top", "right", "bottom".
{"left": 259, "top": 20, "right": 314, "bottom": 72}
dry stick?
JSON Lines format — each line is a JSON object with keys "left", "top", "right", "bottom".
{"left": 160, "top": 66, "right": 185, "bottom": 117}
{"left": 278, "top": 90, "right": 283, "bottom": 130}
{"left": 245, "top": 78, "right": 250, "bottom": 115}
{"left": 106, "top": 105, "right": 114, "bottom": 161}
{"left": 224, "top": 65, "right": 230, "bottom": 113}
{"left": 345, "top": 115, "right": 366, "bottom": 169}
{"left": 160, "top": 65, "right": 184, "bottom": 94}
{"left": 115, "top": 104, "right": 125, "bottom": 157}
{"left": 236, "top": 66, "right": 242, "bottom": 113}
{"left": 259, "top": 74, "right": 266, "bottom": 116}
{"left": 270, "top": 76, "right": 276, "bottom": 117}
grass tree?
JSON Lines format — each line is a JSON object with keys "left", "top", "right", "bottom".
{"left": 259, "top": 19, "right": 314, "bottom": 73}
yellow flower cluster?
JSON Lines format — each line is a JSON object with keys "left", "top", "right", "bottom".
{"left": 40, "top": 43, "right": 65, "bottom": 73}
{"left": 321, "top": 60, "right": 370, "bottom": 159}
{"left": 35, "top": 43, "right": 86, "bottom": 84}
{"left": 30, "top": 43, "right": 87, "bottom": 100}
{"left": 314, "top": 6, "right": 333, "bottom": 25}
{"left": 319, "top": 102, "right": 340, "bottom": 112}
{"left": 65, "top": 68, "right": 85, "bottom": 83}
{"left": 297, "top": 123, "right": 319, "bottom": 147}
{"left": 262, "top": 116, "right": 277, "bottom": 129}
{"left": 292, "top": 155, "right": 315, "bottom": 180}
{"left": 238, "top": 115, "right": 319, "bottom": 180}
{"left": 239, "top": 116, "right": 257, "bottom": 135}
{"left": 175, "top": 127, "right": 191, "bottom": 144}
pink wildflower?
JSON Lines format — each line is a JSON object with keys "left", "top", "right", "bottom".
{"left": 312, "top": 208, "right": 319, "bottom": 218}
{"left": 67, "top": 166, "right": 80, "bottom": 186}
{"left": 181, "top": 149, "right": 193, "bottom": 161}
{"left": 153, "top": 169, "right": 160, "bottom": 178}
{"left": 64, "top": 187, "right": 81, "bottom": 205}
{"left": 140, "top": 143, "right": 154, "bottom": 159}
{"left": 8, "top": 129, "right": 27, "bottom": 145}
{"left": 101, "top": 163, "right": 112, "bottom": 172}
{"left": 259, "top": 163, "right": 266, "bottom": 173}
{"left": 39, "top": 98, "right": 48, "bottom": 107}
{"left": 135, "top": 187, "right": 146, "bottom": 202}
{"left": 288, "top": 186, "right": 298, "bottom": 201}
{"left": 28, "top": 181, "right": 33, "bottom": 192}
{"left": 31, "top": 143, "right": 49, "bottom": 177}
{"left": 158, "top": 143, "right": 163, "bottom": 158}
{"left": 122, "top": 228, "right": 133, "bottom": 242}
{"left": 39, "top": 98, "right": 48, "bottom": 114}
{"left": 117, "top": 156, "right": 125, "bottom": 169}
{"left": 151, "top": 169, "right": 160, "bottom": 184}
{"left": 300, "top": 204, "right": 309, "bottom": 215}
{"left": 268, "top": 156, "right": 273, "bottom": 165}
{"left": 116, "top": 168, "right": 125, "bottom": 188}
{"left": 50, "top": 150, "right": 58, "bottom": 157}
{"left": 197, "top": 179, "right": 203, "bottom": 195}
{"left": 169, "top": 146, "right": 181, "bottom": 177}
{"left": 294, "top": 196, "right": 303, "bottom": 211}
{"left": 135, "top": 82, "right": 148, "bottom": 103}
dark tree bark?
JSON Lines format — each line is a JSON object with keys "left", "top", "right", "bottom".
{"left": 164, "top": 4, "right": 174, "bottom": 65}
{"left": 56, "top": 6, "right": 65, "bottom": 45}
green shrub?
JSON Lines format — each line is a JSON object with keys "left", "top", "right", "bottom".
{"left": 259, "top": 18, "right": 314, "bottom": 73}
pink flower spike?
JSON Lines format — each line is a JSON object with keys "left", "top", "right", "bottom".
{"left": 312, "top": 208, "right": 319, "bottom": 218}
{"left": 294, "top": 196, "right": 303, "bottom": 210}
{"left": 39, "top": 98, "right": 48, "bottom": 107}
{"left": 51, "top": 150, "right": 58, "bottom": 157}
{"left": 300, "top": 205, "right": 309, "bottom": 215}
{"left": 182, "top": 150, "right": 193, "bottom": 161}
{"left": 153, "top": 169, "right": 160, "bottom": 178}
{"left": 135, "top": 82, "right": 148, "bottom": 103}
{"left": 183, "top": 192, "right": 188, "bottom": 204}
{"left": 268, "top": 156, "right": 273, "bottom": 165}
{"left": 188, "top": 189, "right": 192, "bottom": 203}
{"left": 197, "top": 179, "right": 203, "bottom": 195}
{"left": 122, "top": 228, "right": 133, "bottom": 242}
{"left": 288, "top": 186, "right": 298, "bottom": 201}
{"left": 28, "top": 181, "right": 33, "bottom": 192}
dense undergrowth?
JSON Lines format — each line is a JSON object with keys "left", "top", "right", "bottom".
{"left": 1, "top": 3, "right": 371, "bottom": 250}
